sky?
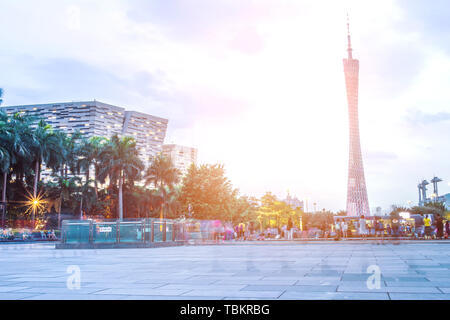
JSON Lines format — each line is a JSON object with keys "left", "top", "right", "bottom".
{"left": 0, "top": 0, "right": 449, "bottom": 213}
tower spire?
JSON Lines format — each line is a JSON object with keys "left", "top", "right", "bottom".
{"left": 347, "top": 13, "right": 353, "bottom": 59}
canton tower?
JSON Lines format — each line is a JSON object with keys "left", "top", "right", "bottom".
{"left": 343, "top": 17, "right": 370, "bottom": 217}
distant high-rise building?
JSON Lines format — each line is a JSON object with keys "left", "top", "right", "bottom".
{"left": 162, "top": 144, "right": 198, "bottom": 176}
{"left": 1, "top": 101, "right": 168, "bottom": 166}
{"left": 283, "top": 191, "right": 304, "bottom": 211}
{"left": 343, "top": 17, "right": 370, "bottom": 217}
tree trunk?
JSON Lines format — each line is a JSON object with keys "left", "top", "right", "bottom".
{"left": 37, "top": 160, "right": 41, "bottom": 184}
{"left": 57, "top": 196, "right": 62, "bottom": 230}
{"left": 94, "top": 179, "right": 98, "bottom": 198}
{"left": 2, "top": 172, "right": 7, "bottom": 228}
{"left": 118, "top": 170, "right": 123, "bottom": 220}
{"left": 86, "top": 165, "right": 90, "bottom": 185}
{"left": 33, "top": 160, "right": 39, "bottom": 198}
{"left": 2, "top": 172, "right": 7, "bottom": 203}
{"left": 93, "top": 164, "right": 99, "bottom": 198}
{"left": 32, "top": 160, "right": 39, "bottom": 228}
{"left": 79, "top": 197, "right": 83, "bottom": 220}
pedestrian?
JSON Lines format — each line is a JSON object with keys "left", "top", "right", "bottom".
{"left": 392, "top": 219, "right": 399, "bottom": 237}
{"left": 359, "top": 215, "right": 368, "bottom": 239}
{"left": 287, "top": 218, "right": 293, "bottom": 240}
{"left": 375, "top": 218, "right": 385, "bottom": 244}
{"left": 375, "top": 218, "right": 384, "bottom": 237}
{"left": 386, "top": 223, "right": 392, "bottom": 236}
{"left": 342, "top": 220, "right": 348, "bottom": 238}
{"left": 417, "top": 214, "right": 425, "bottom": 239}
{"left": 368, "top": 221, "right": 375, "bottom": 236}
{"left": 445, "top": 220, "right": 450, "bottom": 239}
{"left": 435, "top": 214, "right": 444, "bottom": 240}
{"left": 423, "top": 215, "right": 432, "bottom": 240}
{"left": 335, "top": 219, "right": 341, "bottom": 239}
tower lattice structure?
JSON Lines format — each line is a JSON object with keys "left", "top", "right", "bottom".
{"left": 343, "top": 17, "right": 370, "bottom": 217}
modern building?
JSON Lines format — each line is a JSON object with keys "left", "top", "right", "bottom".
{"left": 1, "top": 100, "right": 168, "bottom": 166}
{"left": 283, "top": 192, "right": 304, "bottom": 211}
{"left": 343, "top": 18, "right": 370, "bottom": 217}
{"left": 162, "top": 144, "right": 198, "bottom": 176}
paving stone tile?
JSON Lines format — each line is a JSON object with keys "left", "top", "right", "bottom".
{"left": 3, "top": 242, "right": 450, "bottom": 300}
{"left": 182, "top": 290, "right": 283, "bottom": 298}
{"left": 24, "top": 293, "right": 130, "bottom": 300}
{"left": 279, "top": 291, "right": 389, "bottom": 300}
{"left": 337, "top": 286, "right": 441, "bottom": 293}
{"left": 94, "top": 288, "right": 191, "bottom": 296}
{"left": 389, "top": 293, "right": 450, "bottom": 300}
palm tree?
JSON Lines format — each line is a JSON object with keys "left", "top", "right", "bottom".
{"left": 144, "top": 154, "right": 180, "bottom": 220}
{"left": 29, "top": 120, "right": 64, "bottom": 226}
{"left": 7, "top": 113, "right": 35, "bottom": 185}
{"left": 0, "top": 111, "right": 36, "bottom": 224}
{"left": 98, "top": 134, "right": 144, "bottom": 220}
{"left": 0, "top": 111, "right": 10, "bottom": 227}
{"left": 46, "top": 175, "right": 82, "bottom": 229}
{"left": 0, "top": 111, "right": 11, "bottom": 203}
{"left": 76, "top": 136, "right": 107, "bottom": 196}
{"left": 56, "top": 130, "right": 82, "bottom": 178}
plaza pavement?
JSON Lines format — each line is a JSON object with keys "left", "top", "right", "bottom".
{"left": 0, "top": 241, "right": 450, "bottom": 300}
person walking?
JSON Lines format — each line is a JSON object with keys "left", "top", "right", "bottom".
{"left": 287, "top": 218, "right": 293, "bottom": 240}
{"left": 375, "top": 218, "right": 385, "bottom": 244}
{"left": 417, "top": 214, "right": 425, "bottom": 239}
{"left": 335, "top": 219, "right": 341, "bottom": 240}
{"left": 341, "top": 221, "right": 348, "bottom": 239}
{"left": 435, "top": 214, "right": 444, "bottom": 240}
{"left": 423, "top": 215, "right": 432, "bottom": 240}
{"left": 445, "top": 220, "right": 450, "bottom": 239}
{"left": 392, "top": 219, "right": 400, "bottom": 237}
{"left": 359, "top": 215, "right": 368, "bottom": 239}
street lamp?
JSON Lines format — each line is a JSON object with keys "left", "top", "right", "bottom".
{"left": 430, "top": 193, "right": 437, "bottom": 203}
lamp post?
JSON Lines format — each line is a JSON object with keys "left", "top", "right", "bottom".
{"left": 431, "top": 193, "right": 437, "bottom": 203}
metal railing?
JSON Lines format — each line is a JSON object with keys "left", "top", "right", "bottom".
{"left": 61, "top": 218, "right": 237, "bottom": 244}
{"left": 61, "top": 218, "right": 183, "bottom": 244}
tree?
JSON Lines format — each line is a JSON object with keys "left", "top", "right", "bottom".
{"left": 256, "top": 192, "right": 300, "bottom": 230}
{"left": 424, "top": 201, "right": 446, "bottom": 213}
{"left": 0, "top": 93, "right": 9, "bottom": 226}
{"left": 0, "top": 111, "right": 11, "bottom": 204}
{"left": 97, "top": 134, "right": 144, "bottom": 220}
{"left": 76, "top": 136, "right": 107, "bottom": 194}
{"left": 45, "top": 175, "right": 82, "bottom": 228}
{"left": 7, "top": 113, "right": 35, "bottom": 185}
{"left": 179, "top": 163, "right": 235, "bottom": 220}
{"left": 144, "top": 154, "right": 180, "bottom": 219}
{"left": 28, "top": 120, "right": 64, "bottom": 226}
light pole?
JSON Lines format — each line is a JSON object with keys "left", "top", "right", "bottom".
{"left": 431, "top": 193, "right": 437, "bottom": 203}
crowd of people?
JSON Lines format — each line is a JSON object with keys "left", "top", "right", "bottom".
{"left": 181, "top": 214, "right": 450, "bottom": 242}
{"left": 3, "top": 213, "right": 449, "bottom": 243}
{"left": 0, "top": 228, "right": 57, "bottom": 241}
{"left": 333, "top": 214, "right": 450, "bottom": 240}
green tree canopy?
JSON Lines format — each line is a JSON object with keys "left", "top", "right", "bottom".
{"left": 179, "top": 163, "right": 235, "bottom": 220}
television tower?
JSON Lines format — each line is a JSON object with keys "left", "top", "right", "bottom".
{"left": 343, "top": 16, "right": 370, "bottom": 216}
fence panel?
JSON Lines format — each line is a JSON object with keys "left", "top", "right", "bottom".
{"left": 119, "top": 221, "right": 144, "bottom": 243}
{"left": 92, "top": 222, "right": 117, "bottom": 243}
